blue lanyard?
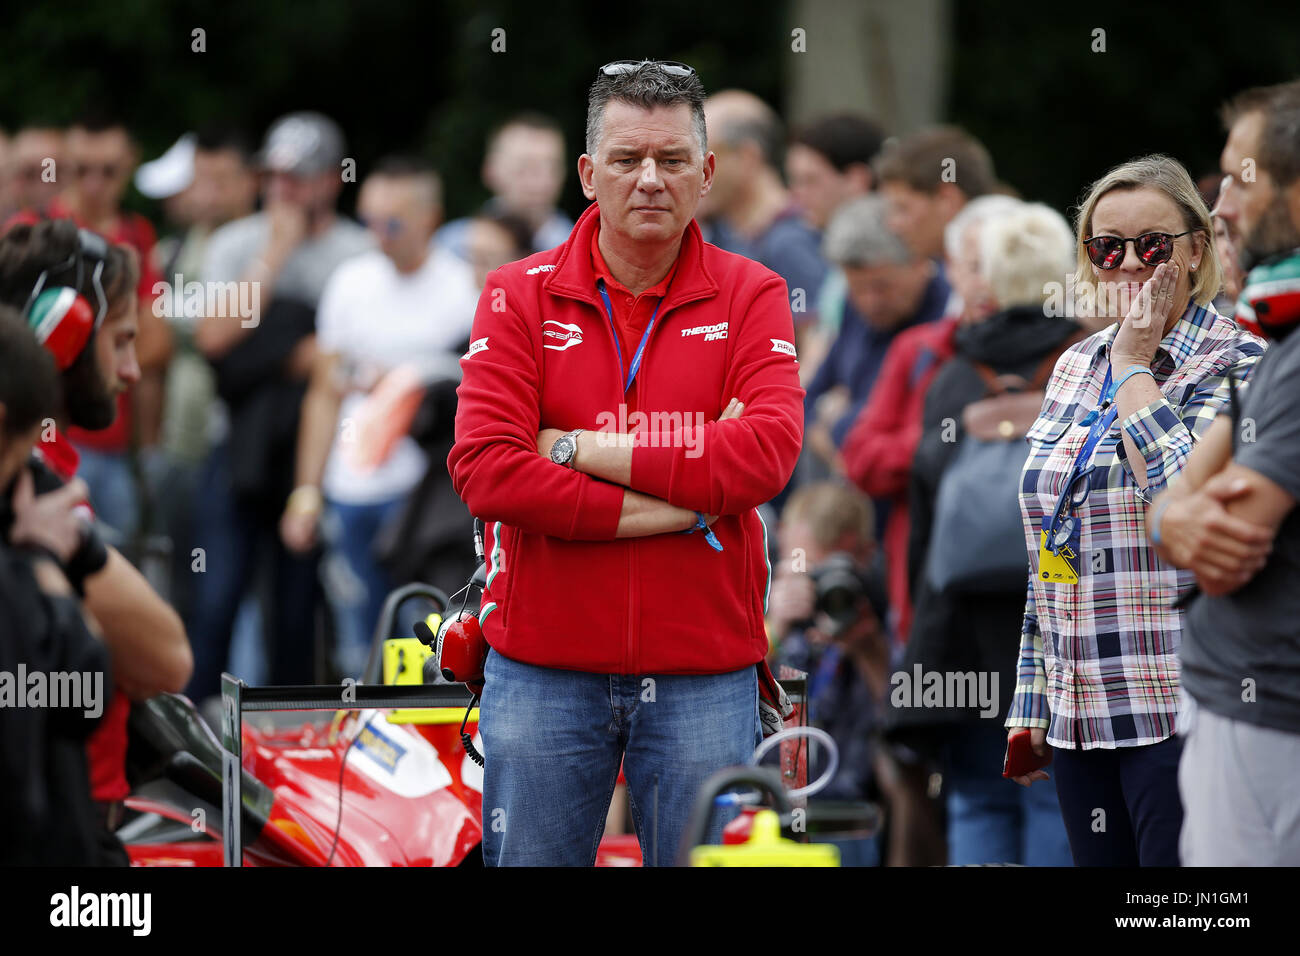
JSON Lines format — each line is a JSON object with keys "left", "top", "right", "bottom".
{"left": 1046, "top": 365, "right": 1118, "bottom": 543}
{"left": 597, "top": 278, "right": 722, "bottom": 554}
{"left": 597, "top": 279, "right": 664, "bottom": 393}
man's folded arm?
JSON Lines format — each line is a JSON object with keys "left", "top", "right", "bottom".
{"left": 448, "top": 278, "right": 627, "bottom": 541}
{"left": 627, "top": 276, "right": 805, "bottom": 515}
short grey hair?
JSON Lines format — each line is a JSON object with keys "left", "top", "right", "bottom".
{"left": 822, "top": 195, "right": 912, "bottom": 267}
{"left": 943, "top": 194, "right": 1023, "bottom": 262}
{"left": 585, "top": 62, "right": 708, "bottom": 158}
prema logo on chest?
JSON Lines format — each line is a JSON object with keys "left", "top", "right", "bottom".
{"left": 542, "top": 320, "right": 584, "bottom": 351}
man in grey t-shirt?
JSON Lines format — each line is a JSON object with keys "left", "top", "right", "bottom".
{"left": 1162, "top": 331, "right": 1300, "bottom": 866}
{"left": 1181, "top": 334, "right": 1300, "bottom": 731}
{"left": 185, "top": 112, "right": 371, "bottom": 706}
{"left": 1147, "top": 80, "right": 1300, "bottom": 865}
{"left": 1185, "top": 332, "right": 1300, "bottom": 728}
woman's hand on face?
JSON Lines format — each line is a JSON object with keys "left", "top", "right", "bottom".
{"left": 1007, "top": 726, "right": 1051, "bottom": 787}
{"left": 1111, "top": 262, "right": 1179, "bottom": 371}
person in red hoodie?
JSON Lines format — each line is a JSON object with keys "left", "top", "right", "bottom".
{"left": 448, "top": 59, "right": 804, "bottom": 866}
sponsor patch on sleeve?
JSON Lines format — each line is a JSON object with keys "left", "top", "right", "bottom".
{"left": 770, "top": 338, "right": 797, "bottom": 358}
{"left": 464, "top": 337, "right": 489, "bottom": 359}
{"left": 541, "top": 320, "right": 584, "bottom": 351}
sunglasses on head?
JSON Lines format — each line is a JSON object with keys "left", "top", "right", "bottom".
{"left": 1082, "top": 231, "right": 1193, "bottom": 270}
{"left": 598, "top": 59, "right": 696, "bottom": 78}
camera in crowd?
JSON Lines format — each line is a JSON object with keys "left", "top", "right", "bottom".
{"left": 795, "top": 551, "right": 889, "bottom": 639}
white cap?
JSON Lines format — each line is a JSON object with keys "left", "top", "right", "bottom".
{"left": 135, "top": 133, "right": 197, "bottom": 199}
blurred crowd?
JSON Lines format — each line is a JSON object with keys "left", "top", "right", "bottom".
{"left": 0, "top": 68, "right": 1291, "bottom": 866}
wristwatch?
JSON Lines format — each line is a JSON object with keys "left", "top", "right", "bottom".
{"left": 549, "top": 429, "right": 584, "bottom": 468}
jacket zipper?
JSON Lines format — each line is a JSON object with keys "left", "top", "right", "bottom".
{"left": 622, "top": 299, "right": 669, "bottom": 675}
{"left": 600, "top": 289, "right": 678, "bottom": 674}
{"left": 628, "top": 297, "right": 675, "bottom": 675}
{"left": 598, "top": 295, "right": 638, "bottom": 674}
{"left": 628, "top": 338, "right": 640, "bottom": 675}
{"left": 626, "top": 337, "right": 640, "bottom": 675}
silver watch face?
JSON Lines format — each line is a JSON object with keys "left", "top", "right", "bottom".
{"left": 551, "top": 436, "right": 575, "bottom": 465}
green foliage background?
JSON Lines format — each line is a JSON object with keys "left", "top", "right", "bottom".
{"left": 2, "top": 1, "right": 1298, "bottom": 226}
{"left": 949, "top": 6, "right": 1300, "bottom": 217}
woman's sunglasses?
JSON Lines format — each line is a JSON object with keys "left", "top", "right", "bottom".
{"left": 1082, "top": 231, "right": 1193, "bottom": 270}
{"left": 599, "top": 59, "right": 696, "bottom": 78}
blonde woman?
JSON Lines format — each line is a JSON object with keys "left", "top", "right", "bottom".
{"left": 1005, "top": 155, "right": 1265, "bottom": 866}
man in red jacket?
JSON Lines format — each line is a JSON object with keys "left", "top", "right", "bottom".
{"left": 448, "top": 60, "right": 804, "bottom": 866}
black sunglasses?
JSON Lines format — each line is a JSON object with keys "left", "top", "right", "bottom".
{"left": 599, "top": 59, "right": 696, "bottom": 78}
{"left": 1083, "top": 231, "right": 1193, "bottom": 270}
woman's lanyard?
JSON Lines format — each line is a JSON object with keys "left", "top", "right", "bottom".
{"left": 597, "top": 279, "right": 664, "bottom": 393}
{"left": 1044, "top": 365, "right": 1119, "bottom": 555}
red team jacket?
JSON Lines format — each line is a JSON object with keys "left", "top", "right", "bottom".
{"left": 448, "top": 203, "right": 805, "bottom": 675}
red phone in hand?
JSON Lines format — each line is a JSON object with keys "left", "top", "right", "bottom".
{"left": 1003, "top": 729, "right": 1052, "bottom": 778}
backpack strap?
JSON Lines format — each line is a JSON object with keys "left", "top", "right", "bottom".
{"left": 962, "top": 328, "right": 1090, "bottom": 441}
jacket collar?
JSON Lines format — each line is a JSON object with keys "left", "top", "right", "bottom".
{"left": 544, "top": 202, "right": 719, "bottom": 313}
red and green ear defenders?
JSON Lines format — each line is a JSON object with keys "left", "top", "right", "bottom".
{"left": 1238, "top": 248, "right": 1300, "bottom": 342}
{"left": 23, "top": 228, "right": 110, "bottom": 370}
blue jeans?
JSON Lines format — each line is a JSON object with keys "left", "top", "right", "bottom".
{"left": 479, "top": 650, "right": 761, "bottom": 866}
{"left": 944, "top": 721, "right": 1073, "bottom": 866}
{"left": 320, "top": 497, "right": 404, "bottom": 679}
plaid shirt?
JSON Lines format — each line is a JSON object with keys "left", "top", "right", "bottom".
{"left": 1006, "top": 303, "right": 1266, "bottom": 748}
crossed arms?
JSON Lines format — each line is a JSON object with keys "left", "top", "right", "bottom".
{"left": 448, "top": 273, "right": 804, "bottom": 541}
{"left": 1147, "top": 414, "right": 1294, "bottom": 595}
